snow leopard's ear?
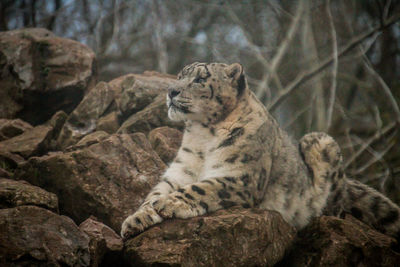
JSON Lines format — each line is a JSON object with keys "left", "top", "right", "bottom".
{"left": 225, "top": 63, "right": 246, "bottom": 96}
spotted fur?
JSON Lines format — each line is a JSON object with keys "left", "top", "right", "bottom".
{"left": 300, "top": 132, "right": 400, "bottom": 239}
{"left": 121, "top": 62, "right": 400, "bottom": 241}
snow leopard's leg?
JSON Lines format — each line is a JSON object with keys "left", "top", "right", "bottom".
{"left": 121, "top": 159, "right": 196, "bottom": 239}
{"left": 152, "top": 174, "right": 259, "bottom": 220}
{"left": 120, "top": 178, "right": 176, "bottom": 240}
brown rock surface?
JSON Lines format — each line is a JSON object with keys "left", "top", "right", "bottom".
{"left": 277, "top": 215, "right": 400, "bottom": 267}
{"left": 0, "top": 124, "right": 53, "bottom": 158}
{"left": 0, "top": 28, "right": 96, "bottom": 125}
{"left": 0, "top": 205, "right": 90, "bottom": 266}
{"left": 67, "top": 131, "right": 110, "bottom": 151}
{"left": 79, "top": 218, "right": 124, "bottom": 267}
{"left": 16, "top": 133, "right": 166, "bottom": 232}
{"left": 149, "top": 126, "right": 183, "bottom": 164}
{"left": 116, "top": 73, "right": 176, "bottom": 118}
{"left": 0, "top": 118, "right": 33, "bottom": 141}
{"left": 97, "top": 111, "right": 120, "bottom": 134}
{"left": 0, "top": 110, "right": 67, "bottom": 159}
{"left": 57, "top": 82, "right": 115, "bottom": 149}
{"left": 0, "top": 167, "right": 11, "bottom": 178}
{"left": 124, "top": 208, "right": 296, "bottom": 267}
{"left": 0, "top": 151, "right": 25, "bottom": 171}
{"left": 0, "top": 178, "right": 58, "bottom": 212}
{"left": 118, "top": 94, "right": 183, "bottom": 134}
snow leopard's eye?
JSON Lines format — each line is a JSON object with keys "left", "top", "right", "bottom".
{"left": 193, "top": 76, "right": 207, "bottom": 83}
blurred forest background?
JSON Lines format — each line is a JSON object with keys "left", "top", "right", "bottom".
{"left": 1, "top": 0, "right": 400, "bottom": 203}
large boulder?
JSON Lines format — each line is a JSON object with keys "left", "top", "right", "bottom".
{"left": 108, "top": 72, "right": 183, "bottom": 134}
{"left": 124, "top": 208, "right": 296, "bottom": 267}
{"left": 16, "top": 133, "right": 166, "bottom": 232}
{"left": 0, "top": 28, "right": 96, "bottom": 125}
{"left": 278, "top": 215, "right": 400, "bottom": 266}
{"left": 56, "top": 72, "right": 183, "bottom": 149}
{"left": 0, "top": 178, "right": 58, "bottom": 212}
{"left": 0, "top": 205, "right": 90, "bottom": 266}
{"left": 79, "top": 217, "right": 124, "bottom": 267}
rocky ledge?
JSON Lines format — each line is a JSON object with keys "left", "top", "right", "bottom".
{"left": 0, "top": 28, "right": 399, "bottom": 266}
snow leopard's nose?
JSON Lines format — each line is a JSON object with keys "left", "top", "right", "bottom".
{"left": 168, "top": 89, "right": 181, "bottom": 99}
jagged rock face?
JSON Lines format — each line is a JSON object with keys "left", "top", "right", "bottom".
{"left": 0, "top": 28, "right": 96, "bottom": 125}
{"left": 0, "top": 118, "right": 33, "bottom": 141}
{"left": 124, "top": 208, "right": 297, "bottom": 267}
{"left": 16, "top": 133, "right": 166, "bottom": 232}
{"left": 0, "top": 205, "right": 90, "bottom": 266}
{"left": 0, "top": 111, "right": 67, "bottom": 160}
{"left": 79, "top": 218, "right": 124, "bottom": 267}
{"left": 277, "top": 215, "right": 400, "bottom": 267}
{"left": 0, "top": 178, "right": 58, "bottom": 212}
{"left": 148, "top": 126, "right": 183, "bottom": 164}
{"left": 57, "top": 82, "right": 115, "bottom": 150}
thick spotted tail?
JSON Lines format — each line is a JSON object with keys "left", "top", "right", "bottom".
{"left": 331, "top": 179, "right": 400, "bottom": 240}
{"left": 300, "top": 132, "right": 400, "bottom": 240}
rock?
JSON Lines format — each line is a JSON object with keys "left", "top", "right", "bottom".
{"left": 57, "top": 82, "right": 115, "bottom": 150}
{"left": 278, "top": 215, "right": 400, "bottom": 267}
{"left": 16, "top": 133, "right": 166, "bottom": 232}
{"left": 0, "top": 205, "right": 90, "bottom": 266}
{"left": 66, "top": 131, "right": 110, "bottom": 151}
{"left": 0, "top": 118, "right": 33, "bottom": 141}
{"left": 0, "top": 151, "right": 25, "bottom": 171}
{"left": 0, "top": 124, "right": 53, "bottom": 158}
{"left": 46, "top": 110, "right": 68, "bottom": 151}
{"left": 0, "top": 168, "right": 11, "bottom": 178}
{"left": 97, "top": 111, "right": 120, "bottom": 134}
{"left": 148, "top": 126, "right": 183, "bottom": 164}
{"left": 79, "top": 218, "right": 124, "bottom": 267}
{"left": 0, "top": 28, "right": 96, "bottom": 125}
{"left": 0, "top": 178, "right": 58, "bottom": 212}
{"left": 116, "top": 73, "right": 176, "bottom": 118}
{"left": 124, "top": 208, "right": 296, "bottom": 267}
{"left": 0, "top": 111, "right": 66, "bottom": 159}
{"left": 118, "top": 94, "right": 184, "bottom": 134}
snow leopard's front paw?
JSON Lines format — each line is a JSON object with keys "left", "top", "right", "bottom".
{"left": 120, "top": 206, "right": 162, "bottom": 241}
{"left": 153, "top": 193, "right": 199, "bottom": 219}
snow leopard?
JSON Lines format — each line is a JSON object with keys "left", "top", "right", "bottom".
{"left": 121, "top": 62, "right": 400, "bottom": 241}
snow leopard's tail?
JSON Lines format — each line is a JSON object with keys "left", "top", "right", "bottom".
{"left": 300, "top": 132, "right": 400, "bottom": 240}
